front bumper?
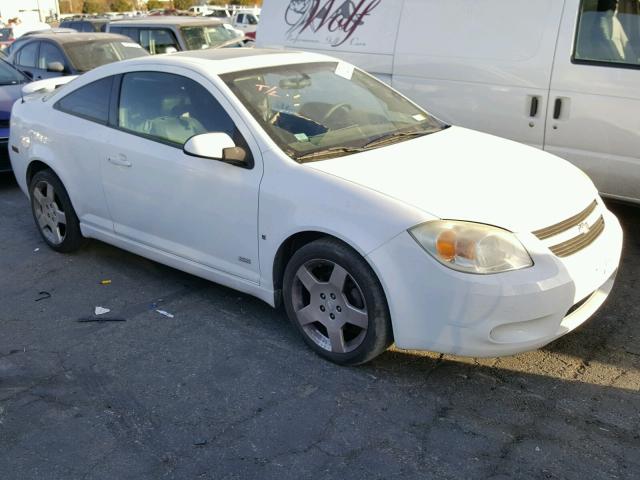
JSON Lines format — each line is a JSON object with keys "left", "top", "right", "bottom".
{"left": 367, "top": 208, "right": 623, "bottom": 357}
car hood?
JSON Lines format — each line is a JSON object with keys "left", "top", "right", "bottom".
{"left": 0, "top": 83, "right": 23, "bottom": 119}
{"left": 307, "top": 127, "right": 598, "bottom": 233}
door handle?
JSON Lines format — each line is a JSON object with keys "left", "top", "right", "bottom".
{"left": 553, "top": 98, "right": 563, "bottom": 120}
{"left": 529, "top": 96, "right": 539, "bottom": 117}
{"left": 107, "top": 154, "right": 131, "bottom": 167}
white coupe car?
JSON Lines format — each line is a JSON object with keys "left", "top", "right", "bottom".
{"left": 9, "top": 49, "right": 623, "bottom": 365}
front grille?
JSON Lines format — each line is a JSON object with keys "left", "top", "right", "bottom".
{"left": 549, "top": 215, "right": 605, "bottom": 257}
{"left": 532, "top": 200, "right": 597, "bottom": 240}
{"left": 533, "top": 200, "right": 605, "bottom": 258}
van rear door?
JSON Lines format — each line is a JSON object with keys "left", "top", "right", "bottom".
{"left": 392, "top": 0, "right": 565, "bottom": 149}
{"left": 545, "top": 0, "right": 640, "bottom": 202}
{"left": 256, "top": 0, "right": 403, "bottom": 83}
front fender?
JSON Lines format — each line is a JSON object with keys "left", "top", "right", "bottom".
{"left": 257, "top": 151, "right": 436, "bottom": 291}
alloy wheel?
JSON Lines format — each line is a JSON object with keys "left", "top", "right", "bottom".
{"left": 291, "top": 259, "right": 369, "bottom": 353}
{"left": 32, "top": 180, "right": 67, "bottom": 246}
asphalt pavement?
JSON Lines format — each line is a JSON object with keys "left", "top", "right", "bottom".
{"left": 0, "top": 172, "right": 638, "bottom": 480}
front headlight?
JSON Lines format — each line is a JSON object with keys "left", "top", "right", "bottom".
{"left": 409, "top": 220, "right": 533, "bottom": 274}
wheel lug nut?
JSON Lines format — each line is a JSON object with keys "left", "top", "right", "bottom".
{"left": 336, "top": 306, "right": 342, "bottom": 313}
{"left": 330, "top": 313, "right": 335, "bottom": 320}
{"left": 330, "top": 293, "right": 336, "bottom": 300}
{"left": 320, "top": 306, "right": 325, "bottom": 312}
{"left": 320, "top": 293, "right": 326, "bottom": 299}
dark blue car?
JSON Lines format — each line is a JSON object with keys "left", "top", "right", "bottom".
{"left": 0, "top": 58, "right": 29, "bottom": 173}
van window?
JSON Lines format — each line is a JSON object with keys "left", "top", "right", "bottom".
{"left": 140, "top": 29, "right": 179, "bottom": 54}
{"left": 38, "top": 43, "right": 66, "bottom": 70}
{"left": 110, "top": 26, "right": 140, "bottom": 43}
{"left": 16, "top": 41, "right": 39, "bottom": 68}
{"left": 575, "top": 0, "right": 640, "bottom": 67}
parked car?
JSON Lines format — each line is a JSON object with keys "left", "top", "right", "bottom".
{"left": 232, "top": 10, "right": 260, "bottom": 39}
{"left": 7, "top": 33, "right": 148, "bottom": 80}
{"left": 9, "top": 49, "right": 622, "bottom": 365}
{"left": 59, "top": 18, "right": 109, "bottom": 33}
{"left": 0, "top": 59, "right": 29, "bottom": 172}
{"left": 0, "top": 22, "right": 51, "bottom": 51}
{"left": 207, "top": 8, "right": 233, "bottom": 19}
{"left": 258, "top": 0, "right": 640, "bottom": 204}
{"left": 4, "top": 28, "right": 78, "bottom": 57}
{"left": 108, "top": 16, "right": 248, "bottom": 53}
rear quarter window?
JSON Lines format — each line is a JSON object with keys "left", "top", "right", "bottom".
{"left": 54, "top": 76, "right": 114, "bottom": 124}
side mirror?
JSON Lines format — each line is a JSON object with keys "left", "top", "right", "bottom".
{"left": 184, "top": 132, "right": 251, "bottom": 168}
{"left": 47, "top": 61, "right": 65, "bottom": 73}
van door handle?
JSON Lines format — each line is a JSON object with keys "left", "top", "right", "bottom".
{"left": 107, "top": 154, "right": 131, "bottom": 167}
{"left": 553, "top": 98, "right": 563, "bottom": 120}
{"left": 529, "top": 96, "right": 539, "bottom": 117}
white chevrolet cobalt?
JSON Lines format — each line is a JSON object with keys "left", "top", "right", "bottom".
{"left": 9, "top": 49, "right": 623, "bottom": 365}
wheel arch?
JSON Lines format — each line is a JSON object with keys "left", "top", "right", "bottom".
{"left": 26, "top": 159, "right": 56, "bottom": 186}
{"left": 271, "top": 229, "right": 383, "bottom": 308}
{"left": 25, "top": 160, "right": 81, "bottom": 219}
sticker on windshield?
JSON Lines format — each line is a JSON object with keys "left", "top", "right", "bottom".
{"left": 294, "top": 133, "right": 309, "bottom": 142}
{"left": 412, "top": 114, "right": 426, "bottom": 122}
{"left": 122, "top": 42, "right": 142, "bottom": 48}
{"left": 335, "top": 62, "right": 354, "bottom": 80}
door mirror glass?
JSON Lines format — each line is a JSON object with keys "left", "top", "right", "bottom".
{"left": 184, "top": 133, "right": 250, "bottom": 167}
{"left": 222, "top": 146, "right": 247, "bottom": 164}
{"left": 47, "top": 61, "right": 65, "bottom": 73}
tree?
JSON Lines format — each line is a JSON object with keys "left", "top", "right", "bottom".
{"left": 82, "top": 0, "right": 107, "bottom": 14}
{"left": 146, "top": 0, "right": 163, "bottom": 10}
{"left": 173, "top": 0, "right": 196, "bottom": 10}
{"left": 111, "top": 0, "right": 132, "bottom": 12}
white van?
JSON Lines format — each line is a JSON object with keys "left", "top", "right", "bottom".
{"left": 258, "top": 0, "right": 640, "bottom": 204}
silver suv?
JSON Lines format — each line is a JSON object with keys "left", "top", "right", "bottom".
{"left": 107, "top": 16, "right": 248, "bottom": 55}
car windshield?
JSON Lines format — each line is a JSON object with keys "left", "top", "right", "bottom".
{"left": 222, "top": 62, "right": 446, "bottom": 162}
{"left": 0, "top": 59, "right": 27, "bottom": 85}
{"left": 64, "top": 40, "right": 148, "bottom": 72}
{"left": 181, "top": 25, "right": 238, "bottom": 50}
{"left": 0, "top": 28, "right": 13, "bottom": 41}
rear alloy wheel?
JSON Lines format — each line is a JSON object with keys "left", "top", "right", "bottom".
{"left": 30, "top": 169, "right": 84, "bottom": 253}
{"left": 283, "top": 238, "right": 393, "bottom": 365}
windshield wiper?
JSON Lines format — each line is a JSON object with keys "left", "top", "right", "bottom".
{"left": 296, "top": 146, "right": 365, "bottom": 163}
{"left": 362, "top": 130, "right": 435, "bottom": 150}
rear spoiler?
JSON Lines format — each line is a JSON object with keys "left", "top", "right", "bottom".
{"left": 22, "top": 76, "right": 78, "bottom": 100}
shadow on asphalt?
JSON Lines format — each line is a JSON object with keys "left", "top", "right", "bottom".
{"left": 0, "top": 172, "right": 18, "bottom": 189}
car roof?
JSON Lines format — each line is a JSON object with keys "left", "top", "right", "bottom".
{"left": 61, "top": 18, "right": 107, "bottom": 23}
{"left": 15, "top": 32, "right": 131, "bottom": 45}
{"left": 94, "top": 48, "right": 334, "bottom": 77}
{"left": 110, "top": 16, "right": 224, "bottom": 27}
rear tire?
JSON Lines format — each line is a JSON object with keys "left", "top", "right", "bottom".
{"left": 29, "top": 169, "right": 84, "bottom": 253}
{"left": 283, "top": 237, "right": 393, "bottom": 365}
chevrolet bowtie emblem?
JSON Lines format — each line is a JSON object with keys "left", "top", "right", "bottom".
{"left": 578, "top": 221, "right": 591, "bottom": 235}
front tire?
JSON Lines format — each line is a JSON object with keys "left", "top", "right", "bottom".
{"left": 29, "top": 169, "right": 84, "bottom": 253}
{"left": 283, "top": 238, "right": 393, "bottom": 365}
